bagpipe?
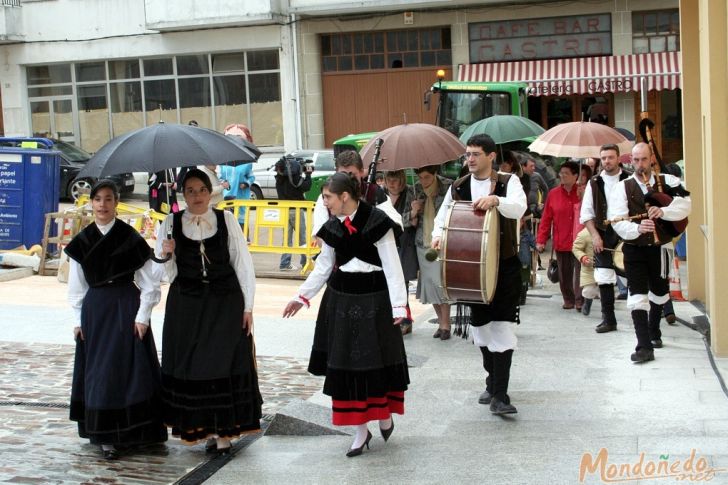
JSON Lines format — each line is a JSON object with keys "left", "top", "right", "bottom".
{"left": 637, "top": 105, "right": 689, "bottom": 239}
{"left": 363, "top": 138, "right": 384, "bottom": 205}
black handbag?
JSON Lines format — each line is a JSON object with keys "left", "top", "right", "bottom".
{"left": 547, "top": 248, "right": 559, "bottom": 284}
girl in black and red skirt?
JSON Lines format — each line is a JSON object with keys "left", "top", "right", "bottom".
{"left": 284, "top": 172, "right": 410, "bottom": 457}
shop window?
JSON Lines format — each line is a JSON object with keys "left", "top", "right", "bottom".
{"left": 177, "top": 55, "right": 209, "bottom": 76}
{"left": 321, "top": 27, "right": 451, "bottom": 72}
{"left": 108, "top": 60, "right": 140, "bottom": 80}
{"left": 249, "top": 73, "right": 282, "bottom": 146}
{"left": 28, "top": 86, "right": 72, "bottom": 97}
{"left": 247, "top": 50, "right": 279, "bottom": 71}
{"left": 77, "top": 84, "right": 110, "bottom": 152}
{"left": 632, "top": 9, "right": 679, "bottom": 53}
{"left": 212, "top": 53, "right": 245, "bottom": 73}
{"left": 109, "top": 81, "right": 143, "bottom": 137}
{"left": 76, "top": 62, "right": 106, "bottom": 82}
{"left": 214, "top": 75, "right": 247, "bottom": 133}
{"left": 27, "top": 64, "right": 71, "bottom": 85}
{"left": 144, "top": 79, "right": 177, "bottom": 125}
{"left": 144, "top": 58, "right": 174, "bottom": 77}
{"left": 178, "top": 77, "right": 211, "bottom": 127}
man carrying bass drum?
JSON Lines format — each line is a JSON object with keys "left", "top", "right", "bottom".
{"left": 431, "top": 134, "right": 526, "bottom": 415}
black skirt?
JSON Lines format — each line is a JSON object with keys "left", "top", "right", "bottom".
{"left": 161, "top": 281, "right": 262, "bottom": 442}
{"left": 70, "top": 283, "right": 167, "bottom": 446}
{"left": 308, "top": 271, "right": 409, "bottom": 420}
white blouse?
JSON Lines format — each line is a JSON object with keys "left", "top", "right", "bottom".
{"left": 432, "top": 172, "right": 527, "bottom": 240}
{"left": 296, "top": 209, "right": 408, "bottom": 319}
{"left": 155, "top": 208, "right": 256, "bottom": 312}
{"left": 67, "top": 219, "right": 162, "bottom": 329}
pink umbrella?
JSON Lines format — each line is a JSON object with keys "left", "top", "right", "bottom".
{"left": 359, "top": 123, "right": 465, "bottom": 171}
{"left": 528, "top": 121, "right": 633, "bottom": 159}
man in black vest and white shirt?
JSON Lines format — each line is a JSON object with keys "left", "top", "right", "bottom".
{"left": 608, "top": 142, "right": 691, "bottom": 363}
{"left": 580, "top": 143, "right": 630, "bottom": 333}
{"left": 432, "top": 134, "right": 526, "bottom": 414}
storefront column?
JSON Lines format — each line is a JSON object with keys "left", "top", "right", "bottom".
{"left": 694, "top": 0, "right": 728, "bottom": 356}
{"left": 679, "top": 3, "right": 706, "bottom": 304}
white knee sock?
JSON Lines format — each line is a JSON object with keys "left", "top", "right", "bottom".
{"left": 379, "top": 417, "right": 392, "bottom": 430}
{"left": 351, "top": 424, "right": 369, "bottom": 448}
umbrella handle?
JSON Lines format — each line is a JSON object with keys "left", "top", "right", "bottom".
{"left": 150, "top": 216, "right": 174, "bottom": 264}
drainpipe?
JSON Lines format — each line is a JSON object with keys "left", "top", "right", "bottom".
{"left": 291, "top": 13, "right": 303, "bottom": 150}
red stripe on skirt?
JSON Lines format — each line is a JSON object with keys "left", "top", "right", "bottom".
{"left": 331, "top": 392, "right": 405, "bottom": 426}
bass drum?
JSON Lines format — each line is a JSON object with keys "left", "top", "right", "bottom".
{"left": 441, "top": 202, "right": 500, "bottom": 304}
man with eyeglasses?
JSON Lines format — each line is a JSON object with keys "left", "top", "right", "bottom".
{"left": 431, "top": 134, "right": 527, "bottom": 415}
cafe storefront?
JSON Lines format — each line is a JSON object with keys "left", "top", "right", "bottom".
{"left": 459, "top": 13, "right": 683, "bottom": 162}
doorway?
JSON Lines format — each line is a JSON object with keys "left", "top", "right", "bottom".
{"left": 29, "top": 96, "right": 77, "bottom": 144}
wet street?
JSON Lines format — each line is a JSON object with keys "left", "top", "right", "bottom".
{"left": 0, "top": 341, "right": 323, "bottom": 484}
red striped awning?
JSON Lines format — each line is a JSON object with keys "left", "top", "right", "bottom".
{"left": 457, "top": 52, "right": 681, "bottom": 95}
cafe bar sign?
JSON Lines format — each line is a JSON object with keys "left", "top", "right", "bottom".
{"left": 469, "top": 14, "right": 612, "bottom": 63}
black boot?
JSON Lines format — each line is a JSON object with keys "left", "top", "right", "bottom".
{"left": 478, "top": 347, "right": 494, "bottom": 404}
{"left": 649, "top": 301, "right": 664, "bottom": 348}
{"left": 631, "top": 309, "right": 654, "bottom": 363}
{"left": 595, "top": 284, "right": 617, "bottom": 333}
{"left": 490, "top": 350, "right": 517, "bottom": 414}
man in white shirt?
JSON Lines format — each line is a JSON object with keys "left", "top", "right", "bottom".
{"left": 431, "top": 134, "right": 526, "bottom": 415}
{"left": 608, "top": 143, "right": 691, "bottom": 363}
{"left": 580, "top": 144, "right": 630, "bottom": 333}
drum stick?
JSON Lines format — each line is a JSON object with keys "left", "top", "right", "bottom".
{"left": 425, "top": 248, "right": 439, "bottom": 262}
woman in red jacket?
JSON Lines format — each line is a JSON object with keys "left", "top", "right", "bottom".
{"left": 536, "top": 161, "right": 583, "bottom": 310}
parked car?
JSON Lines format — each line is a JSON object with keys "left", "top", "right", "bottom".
{"left": 0, "top": 137, "right": 135, "bottom": 201}
{"left": 252, "top": 149, "right": 335, "bottom": 202}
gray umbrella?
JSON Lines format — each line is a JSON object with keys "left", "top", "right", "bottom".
{"left": 78, "top": 122, "right": 261, "bottom": 179}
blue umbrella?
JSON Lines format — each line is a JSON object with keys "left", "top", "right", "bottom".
{"left": 459, "top": 115, "right": 545, "bottom": 145}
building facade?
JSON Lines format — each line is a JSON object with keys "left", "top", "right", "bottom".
{"left": 6, "top": 0, "right": 724, "bottom": 355}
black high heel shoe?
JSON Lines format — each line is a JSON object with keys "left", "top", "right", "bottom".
{"left": 346, "top": 430, "right": 372, "bottom": 457}
{"left": 380, "top": 419, "right": 395, "bottom": 442}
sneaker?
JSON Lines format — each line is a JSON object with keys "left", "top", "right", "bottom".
{"left": 630, "top": 348, "right": 655, "bottom": 363}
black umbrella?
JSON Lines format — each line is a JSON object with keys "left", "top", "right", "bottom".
{"left": 78, "top": 122, "right": 260, "bottom": 179}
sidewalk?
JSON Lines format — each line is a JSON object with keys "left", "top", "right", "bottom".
{"left": 210, "top": 285, "right": 728, "bottom": 485}
{"left": 0, "top": 270, "right": 726, "bottom": 484}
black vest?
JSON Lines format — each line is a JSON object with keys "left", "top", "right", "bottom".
{"left": 451, "top": 173, "right": 518, "bottom": 260}
{"left": 172, "top": 209, "right": 240, "bottom": 293}
{"left": 590, "top": 171, "right": 630, "bottom": 232}
{"left": 623, "top": 175, "right": 681, "bottom": 247}
{"left": 317, "top": 201, "right": 395, "bottom": 268}
{"left": 65, "top": 219, "right": 150, "bottom": 287}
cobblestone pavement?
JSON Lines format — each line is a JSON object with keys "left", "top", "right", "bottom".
{"left": 0, "top": 342, "right": 323, "bottom": 485}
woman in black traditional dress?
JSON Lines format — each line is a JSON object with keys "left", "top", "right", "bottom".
{"left": 283, "top": 172, "right": 409, "bottom": 457}
{"left": 156, "top": 168, "right": 262, "bottom": 454}
{"left": 66, "top": 180, "right": 167, "bottom": 460}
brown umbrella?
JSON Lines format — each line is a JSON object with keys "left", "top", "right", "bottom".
{"left": 359, "top": 123, "right": 465, "bottom": 171}
{"left": 528, "top": 121, "right": 632, "bottom": 159}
